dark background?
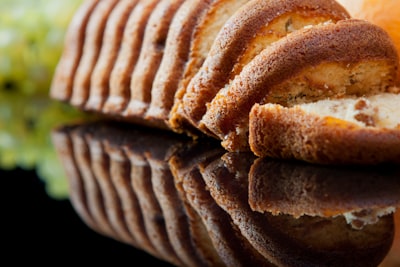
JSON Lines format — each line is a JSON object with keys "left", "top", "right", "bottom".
{"left": 1, "top": 167, "right": 173, "bottom": 266}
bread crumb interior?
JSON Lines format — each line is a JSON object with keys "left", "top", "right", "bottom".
{"left": 298, "top": 92, "right": 400, "bottom": 128}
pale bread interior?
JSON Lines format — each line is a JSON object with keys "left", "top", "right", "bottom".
{"left": 297, "top": 91, "right": 400, "bottom": 128}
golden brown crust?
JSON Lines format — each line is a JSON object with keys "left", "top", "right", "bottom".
{"left": 85, "top": 0, "right": 138, "bottom": 111}
{"left": 51, "top": 0, "right": 400, "bottom": 165}
{"left": 177, "top": 0, "right": 350, "bottom": 133}
{"left": 70, "top": 0, "right": 120, "bottom": 108}
{"left": 145, "top": 0, "right": 214, "bottom": 127}
{"left": 168, "top": 0, "right": 251, "bottom": 136}
{"left": 203, "top": 19, "right": 399, "bottom": 152}
{"left": 249, "top": 103, "right": 400, "bottom": 164}
{"left": 50, "top": 0, "right": 99, "bottom": 102}
{"left": 123, "top": 0, "right": 184, "bottom": 119}
{"left": 104, "top": 0, "right": 159, "bottom": 114}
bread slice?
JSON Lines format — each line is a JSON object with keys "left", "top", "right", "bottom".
{"left": 51, "top": 0, "right": 400, "bottom": 165}
{"left": 176, "top": 0, "right": 349, "bottom": 136}
{"left": 168, "top": 0, "right": 252, "bottom": 134}
{"left": 85, "top": 0, "right": 138, "bottom": 111}
{"left": 103, "top": 0, "right": 159, "bottom": 115}
{"left": 249, "top": 92, "right": 400, "bottom": 164}
{"left": 203, "top": 19, "right": 399, "bottom": 152}
{"left": 70, "top": 0, "right": 120, "bottom": 108}
{"left": 145, "top": 0, "right": 215, "bottom": 127}
{"left": 123, "top": 0, "right": 184, "bottom": 121}
{"left": 50, "top": 0, "right": 99, "bottom": 102}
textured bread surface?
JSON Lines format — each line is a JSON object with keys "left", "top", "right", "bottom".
{"left": 172, "top": 0, "right": 350, "bottom": 136}
{"left": 249, "top": 92, "right": 400, "bottom": 164}
{"left": 50, "top": 0, "right": 400, "bottom": 164}
{"left": 203, "top": 19, "right": 399, "bottom": 151}
{"left": 104, "top": 0, "right": 159, "bottom": 114}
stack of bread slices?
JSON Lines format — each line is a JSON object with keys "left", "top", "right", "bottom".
{"left": 50, "top": 0, "right": 400, "bottom": 164}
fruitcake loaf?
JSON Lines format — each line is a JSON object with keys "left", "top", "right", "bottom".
{"left": 50, "top": 0, "right": 400, "bottom": 164}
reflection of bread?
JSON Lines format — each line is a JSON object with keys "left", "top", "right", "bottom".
{"left": 52, "top": 121, "right": 227, "bottom": 267}
{"left": 200, "top": 152, "right": 395, "bottom": 267}
{"left": 169, "top": 143, "right": 271, "bottom": 267}
{"left": 52, "top": 122, "right": 182, "bottom": 266}
{"left": 52, "top": 122, "right": 396, "bottom": 266}
{"left": 248, "top": 159, "right": 400, "bottom": 225}
{"left": 380, "top": 210, "right": 400, "bottom": 267}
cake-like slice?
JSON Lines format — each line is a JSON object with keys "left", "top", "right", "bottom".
{"left": 123, "top": 0, "right": 184, "bottom": 119}
{"left": 70, "top": 0, "right": 120, "bottom": 108}
{"left": 103, "top": 0, "right": 159, "bottom": 115}
{"left": 174, "top": 0, "right": 350, "bottom": 136}
{"left": 168, "top": 0, "right": 252, "bottom": 134}
{"left": 49, "top": 0, "right": 100, "bottom": 102}
{"left": 85, "top": 0, "right": 138, "bottom": 111}
{"left": 203, "top": 19, "right": 399, "bottom": 152}
{"left": 144, "top": 0, "right": 215, "bottom": 127}
{"left": 249, "top": 92, "right": 400, "bottom": 164}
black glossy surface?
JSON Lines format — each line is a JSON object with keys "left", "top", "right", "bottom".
{"left": 2, "top": 119, "right": 399, "bottom": 267}
{"left": 1, "top": 167, "right": 173, "bottom": 266}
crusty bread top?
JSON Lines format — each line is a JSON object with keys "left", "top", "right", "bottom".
{"left": 123, "top": 0, "right": 184, "bottom": 119}
{"left": 50, "top": 0, "right": 99, "bottom": 102}
{"left": 50, "top": 0, "right": 400, "bottom": 165}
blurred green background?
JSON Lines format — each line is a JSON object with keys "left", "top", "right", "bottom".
{"left": 0, "top": 0, "right": 88, "bottom": 199}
